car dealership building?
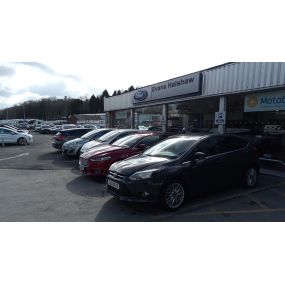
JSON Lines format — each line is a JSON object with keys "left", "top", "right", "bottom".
{"left": 105, "top": 62, "right": 285, "bottom": 131}
{"left": 104, "top": 62, "right": 285, "bottom": 159}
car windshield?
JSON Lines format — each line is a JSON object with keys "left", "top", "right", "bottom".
{"left": 112, "top": 134, "right": 143, "bottom": 148}
{"left": 98, "top": 130, "right": 122, "bottom": 142}
{"left": 144, "top": 137, "right": 201, "bottom": 159}
{"left": 81, "top": 129, "right": 101, "bottom": 139}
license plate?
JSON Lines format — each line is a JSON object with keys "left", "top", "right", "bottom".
{"left": 108, "top": 179, "right": 120, "bottom": 190}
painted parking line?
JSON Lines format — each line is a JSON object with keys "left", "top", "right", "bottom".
{"left": 151, "top": 181, "right": 285, "bottom": 221}
{"left": 271, "top": 189, "right": 285, "bottom": 197}
{"left": 176, "top": 208, "right": 285, "bottom": 217}
{"left": 0, "top": 152, "right": 29, "bottom": 161}
{"left": 176, "top": 181, "right": 285, "bottom": 215}
{"left": 245, "top": 193, "right": 269, "bottom": 209}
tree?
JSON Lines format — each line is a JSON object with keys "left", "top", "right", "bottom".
{"left": 89, "top": 95, "right": 96, "bottom": 113}
{"left": 70, "top": 99, "right": 83, "bottom": 114}
{"left": 98, "top": 90, "right": 110, "bottom": 112}
{"left": 102, "top": 89, "right": 110, "bottom": 98}
{"left": 128, "top": 85, "right": 135, "bottom": 92}
{"left": 112, "top": 90, "right": 117, "bottom": 96}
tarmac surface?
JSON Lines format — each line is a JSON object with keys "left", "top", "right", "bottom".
{"left": 0, "top": 132, "right": 285, "bottom": 222}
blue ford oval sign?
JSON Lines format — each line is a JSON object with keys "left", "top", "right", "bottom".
{"left": 134, "top": 90, "right": 148, "bottom": 101}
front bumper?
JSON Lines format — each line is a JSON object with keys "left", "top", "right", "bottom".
{"left": 62, "top": 146, "right": 80, "bottom": 156}
{"left": 52, "top": 142, "right": 63, "bottom": 149}
{"left": 27, "top": 137, "right": 33, "bottom": 144}
{"left": 106, "top": 171, "right": 162, "bottom": 203}
{"left": 79, "top": 160, "right": 108, "bottom": 176}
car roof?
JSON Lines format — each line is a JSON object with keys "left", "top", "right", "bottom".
{"left": 0, "top": 127, "right": 18, "bottom": 132}
{"left": 166, "top": 133, "right": 248, "bottom": 141}
{"left": 59, "top": 128, "right": 92, "bottom": 132}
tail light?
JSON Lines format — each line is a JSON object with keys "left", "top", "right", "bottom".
{"left": 55, "top": 134, "right": 65, "bottom": 141}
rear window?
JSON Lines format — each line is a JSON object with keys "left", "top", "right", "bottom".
{"left": 98, "top": 130, "right": 122, "bottom": 142}
{"left": 81, "top": 129, "right": 111, "bottom": 140}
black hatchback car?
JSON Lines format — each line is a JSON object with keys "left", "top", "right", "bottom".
{"left": 106, "top": 134, "right": 260, "bottom": 210}
{"left": 52, "top": 128, "right": 93, "bottom": 150}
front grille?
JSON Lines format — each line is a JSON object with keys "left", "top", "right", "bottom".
{"left": 107, "top": 186, "right": 120, "bottom": 197}
{"left": 108, "top": 170, "right": 125, "bottom": 180}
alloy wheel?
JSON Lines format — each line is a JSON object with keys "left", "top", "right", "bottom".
{"left": 165, "top": 182, "right": 185, "bottom": 209}
{"left": 246, "top": 168, "right": 257, "bottom": 187}
{"left": 18, "top": 138, "right": 27, "bottom": 146}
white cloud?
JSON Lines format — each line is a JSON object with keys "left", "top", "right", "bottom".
{"left": 0, "top": 62, "right": 99, "bottom": 109}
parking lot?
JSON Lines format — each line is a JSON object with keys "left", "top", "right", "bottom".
{"left": 0, "top": 132, "right": 285, "bottom": 221}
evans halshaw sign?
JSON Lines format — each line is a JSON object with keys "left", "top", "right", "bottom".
{"left": 244, "top": 91, "right": 285, "bottom": 112}
{"left": 132, "top": 72, "right": 201, "bottom": 103}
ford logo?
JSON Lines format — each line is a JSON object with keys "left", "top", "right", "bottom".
{"left": 134, "top": 90, "right": 148, "bottom": 101}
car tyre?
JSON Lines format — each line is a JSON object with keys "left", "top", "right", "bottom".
{"left": 244, "top": 166, "right": 258, "bottom": 188}
{"left": 160, "top": 180, "right": 186, "bottom": 211}
{"left": 17, "top": 137, "right": 27, "bottom": 146}
{"left": 76, "top": 148, "right": 81, "bottom": 158}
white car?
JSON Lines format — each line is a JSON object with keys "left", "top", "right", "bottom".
{"left": 0, "top": 127, "right": 33, "bottom": 145}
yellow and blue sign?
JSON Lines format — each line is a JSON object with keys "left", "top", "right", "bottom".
{"left": 244, "top": 91, "right": 285, "bottom": 112}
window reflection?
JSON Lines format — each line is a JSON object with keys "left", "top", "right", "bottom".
{"left": 134, "top": 105, "right": 162, "bottom": 130}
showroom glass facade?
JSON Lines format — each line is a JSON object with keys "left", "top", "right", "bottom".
{"left": 226, "top": 92, "right": 285, "bottom": 134}
{"left": 168, "top": 97, "right": 219, "bottom": 131}
{"left": 134, "top": 105, "right": 163, "bottom": 130}
{"left": 111, "top": 109, "right": 132, "bottom": 128}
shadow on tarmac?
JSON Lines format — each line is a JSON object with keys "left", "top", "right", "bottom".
{"left": 94, "top": 197, "right": 164, "bottom": 222}
{"left": 37, "top": 152, "right": 79, "bottom": 169}
{"left": 66, "top": 175, "right": 106, "bottom": 198}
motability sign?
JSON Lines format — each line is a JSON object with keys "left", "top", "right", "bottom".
{"left": 244, "top": 91, "right": 285, "bottom": 112}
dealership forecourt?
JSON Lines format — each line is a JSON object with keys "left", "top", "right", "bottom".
{"left": 0, "top": 133, "right": 285, "bottom": 222}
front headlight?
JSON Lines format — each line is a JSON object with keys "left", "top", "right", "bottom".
{"left": 68, "top": 142, "right": 76, "bottom": 148}
{"left": 90, "top": 156, "right": 111, "bottom": 162}
{"left": 129, "top": 169, "right": 159, "bottom": 181}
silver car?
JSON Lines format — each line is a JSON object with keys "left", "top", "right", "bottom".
{"left": 80, "top": 129, "right": 140, "bottom": 154}
{"left": 62, "top": 128, "right": 112, "bottom": 157}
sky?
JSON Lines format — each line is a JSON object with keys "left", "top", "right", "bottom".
{"left": 1, "top": 0, "right": 284, "bottom": 110}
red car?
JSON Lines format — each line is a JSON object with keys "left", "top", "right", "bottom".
{"left": 79, "top": 133, "right": 165, "bottom": 176}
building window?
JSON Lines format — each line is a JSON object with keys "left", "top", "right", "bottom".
{"left": 114, "top": 110, "right": 131, "bottom": 128}
{"left": 134, "top": 105, "right": 163, "bottom": 130}
{"left": 168, "top": 97, "right": 219, "bottom": 131}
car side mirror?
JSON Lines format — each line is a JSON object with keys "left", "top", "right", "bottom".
{"left": 136, "top": 144, "right": 146, "bottom": 151}
{"left": 193, "top": 152, "right": 206, "bottom": 160}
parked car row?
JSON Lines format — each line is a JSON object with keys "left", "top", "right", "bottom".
{"left": 79, "top": 132, "right": 167, "bottom": 176}
{"left": 107, "top": 134, "right": 260, "bottom": 210}
{"left": 52, "top": 126, "right": 261, "bottom": 211}
{"left": 36, "top": 124, "right": 92, "bottom": 134}
{"left": 62, "top": 128, "right": 113, "bottom": 157}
